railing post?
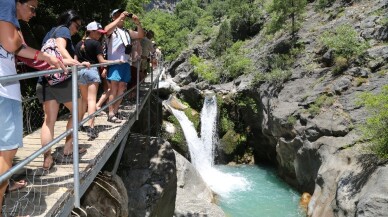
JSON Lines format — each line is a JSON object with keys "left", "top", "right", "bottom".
{"left": 136, "top": 60, "right": 140, "bottom": 120}
{"left": 111, "top": 132, "right": 130, "bottom": 175}
{"left": 71, "top": 65, "right": 80, "bottom": 208}
{"left": 156, "top": 67, "right": 160, "bottom": 139}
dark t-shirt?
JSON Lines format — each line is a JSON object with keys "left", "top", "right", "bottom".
{"left": 75, "top": 39, "right": 103, "bottom": 64}
{"left": 42, "top": 26, "right": 74, "bottom": 57}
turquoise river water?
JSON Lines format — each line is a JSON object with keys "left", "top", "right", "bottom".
{"left": 216, "top": 165, "right": 305, "bottom": 217}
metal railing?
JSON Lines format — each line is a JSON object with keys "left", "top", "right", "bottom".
{"left": 0, "top": 57, "right": 163, "bottom": 211}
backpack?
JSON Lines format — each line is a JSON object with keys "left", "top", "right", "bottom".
{"left": 41, "top": 26, "right": 70, "bottom": 86}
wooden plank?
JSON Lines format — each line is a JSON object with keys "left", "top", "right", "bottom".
{"left": 3, "top": 70, "right": 160, "bottom": 217}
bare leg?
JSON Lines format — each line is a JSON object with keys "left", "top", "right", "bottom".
{"left": 0, "top": 149, "right": 17, "bottom": 216}
{"left": 113, "top": 81, "right": 127, "bottom": 114}
{"left": 41, "top": 100, "right": 59, "bottom": 169}
{"left": 62, "top": 99, "right": 83, "bottom": 155}
{"left": 96, "top": 78, "right": 110, "bottom": 110}
{"left": 79, "top": 84, "right": 88, "bottom": 122}
{"left": 108, "top": 81, "right": 119, "bottom": 118}
{"left": 87, "top": 83, "right": 99, "bottom": 128}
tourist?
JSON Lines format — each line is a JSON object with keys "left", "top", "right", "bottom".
{"left": 75, "top": 21, "right": 121, "bottom": 138}
{"left": 36, "top": 10, "right": 90, "bottom": 167}
{"left": 0, "top": 0, "right": 65, "bottom": 214}
{"left": 104, "top": 8, "right": 144, "bottom": 123}
{"left": 140, "top": 30, "right": 155, "bottom": 81}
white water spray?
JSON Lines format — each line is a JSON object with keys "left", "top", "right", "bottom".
{"left": 171, "top": 95, "right": 249, "bottom": 196}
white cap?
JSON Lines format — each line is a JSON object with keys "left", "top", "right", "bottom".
{"left": 86, "top": 21, "right": 107, "bottom": 34}
{"left": 111, "top": 8, "right": 124, "bottom": 18}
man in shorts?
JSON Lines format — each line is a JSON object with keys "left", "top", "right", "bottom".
{"left": 104, "top": 8, "right": 144, "bottom": 123}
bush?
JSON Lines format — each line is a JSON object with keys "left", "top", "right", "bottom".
{"left": 220, "top": 41, "right": 253, "bottom": 82}
{"left": 212, "top": 20, "right": 233, "bottom": 56}
{"left": 333, "top": 56, "right": 349, "bottom": 74}
{"left": 321, "top": 24, "right": 369, "bottom": 59}
{"left": 315, "top": 0, "right": 336, "bottom": 10}
{"left": 358, "top": 85, "right": 388, "bottom": 159}
{"left": 189, "top": 55, "right": 218, "bottom": 83}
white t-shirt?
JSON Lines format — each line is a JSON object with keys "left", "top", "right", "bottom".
{"left": 107, "top": 28, "right": 131, "bottom": 62}
{"left": 0, "top": 0, "right": 21, "bottom": 101}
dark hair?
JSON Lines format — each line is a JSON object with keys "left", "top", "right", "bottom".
{"left": 57, "top": 10, "right": 81, "bottom": 27}
{"left": 16, "top": 0, "right": 31, "bottom": 3}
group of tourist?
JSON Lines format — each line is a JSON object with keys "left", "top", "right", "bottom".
{"left": 0, "top": 0, "right": 161, "bottom": 215}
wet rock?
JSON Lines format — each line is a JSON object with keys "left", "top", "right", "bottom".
{"left": 174, "top": 152, "right": 225, "bottom": 217}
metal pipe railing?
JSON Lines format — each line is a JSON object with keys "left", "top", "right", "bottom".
{"left": 0, "top": 58, "right": 164, "bottom": 211}
{"left": 71, "top": 65, "right": 81, "bottom": 207}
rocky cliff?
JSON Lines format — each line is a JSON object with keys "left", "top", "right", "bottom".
{"left": 163, "top": 0, "right": 388, "bottom": 216}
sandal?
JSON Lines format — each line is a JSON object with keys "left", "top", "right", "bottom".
{"left": 43, "top": 152, "right": 54, "bottom": 171}
{"left": 6, "top": 180, "right": 28, "bottom": 193}
{"left": 107, "top": 115, "right": 121, "bottom": 123}
{"left": 54, "top": 147, "right": 87, "bottom": 164}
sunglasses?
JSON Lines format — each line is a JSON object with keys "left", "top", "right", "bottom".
{"left": 24, "top": 3, "right": 37, "bottom": 14}
{"left": 74, "top": 21, "right": 82, "bottom": 30}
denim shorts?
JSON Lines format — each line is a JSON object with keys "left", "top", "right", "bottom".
{"left": 107, "top": 63, "right": 131, "bottom": 83}
{"left": 78, "top": 67, "right": 101, "bottom": 85}
{"left": 0, "top": 96, "right": 23, "bottom": 151}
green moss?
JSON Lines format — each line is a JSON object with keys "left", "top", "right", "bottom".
{"left": 307, "top": 94, "right": 336, "bottom": 116}
{"left": 166, "top": 115, "right": 188, "bottom": 154}
{"left": 354, "top": 77, "right": 368, "bottom": 87}
{"left": 220, "top": 129, "right": 246, "bottom": 155}
{"left": 287, "top": 115, "right": 297, "bottom": 125}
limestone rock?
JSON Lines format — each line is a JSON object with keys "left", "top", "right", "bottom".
{"left": 174, "top": 151, "right": 225, "bottom": 217}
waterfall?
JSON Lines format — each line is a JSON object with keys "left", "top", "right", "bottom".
{"left": 170, "top": 95, "right": 249, "bottom": 196}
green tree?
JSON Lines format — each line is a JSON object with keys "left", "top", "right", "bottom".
{"left": 212, "top": 21, "right": 233, "bottom": 56}
{"left": 266, "top": 0, "right": 307, "bottom": 37}
{"left": 127, "top": 0, "right": 152, "bottom": 15}
{"left": 142, "top": 10, "right": 189, "bottom": 61}
{"left": 229, "top": 3, "right": 263, "bottom": 41}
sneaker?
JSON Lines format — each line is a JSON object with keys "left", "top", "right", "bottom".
{"left": 115, "top": 113, "right": 125, "bottom": 120}
{"left": 79, "top": 125, "right": 87, "bottom": 132}
{"left": 87, "top": 128, "right": 98, "bottom": 139}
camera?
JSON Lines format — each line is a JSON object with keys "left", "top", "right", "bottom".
{"left": 124, "top": 44, "right": 132, "bottom": 54}
{"left": 126, "top": 13, "right": 133, "bottom": 18}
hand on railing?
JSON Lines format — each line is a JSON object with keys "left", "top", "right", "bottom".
{"left": 39, "top": 52, "right": 68, "bottom": 73}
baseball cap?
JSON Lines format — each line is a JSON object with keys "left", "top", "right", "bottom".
{"left": 86, "top": 21, "right": 107, "bottom": 34}
{"left": 111, "top": 8, "right": 125, "bottom": 18}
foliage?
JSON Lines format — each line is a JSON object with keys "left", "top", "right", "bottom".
{"left": 189, "top": 55, "right": 218, "bottom": 83}
{"left": 221, "top": 130, "right": 246, "bottom": 155}
{"left": 315, "top": 0, "right": 336, "bottom": 10}
{"left": 265, "top": 0, "right": 307, "bottom": 37}
{"left": 166, "top": 115, "right": 187, "bottom": 153}
{"left": 229, "top": 2, "right": 263, "bottom": 41}
{"left": 142, "top": 10, "right": 189, "bottom": 61}
{"left": 357, "top": 86, "right": 388, "bottom": 159}
{"left": 320, "top": 24, "right": 369, "bottom": 59}
{"left": 219, "top": 105, "right": 235, "bottom": 136}
{"left": 220, "top": 41, "right": 253, "bottom": 82}
{"left": 307, "top": 94, "right": 335, "bottom": 116}
{"left": 127, "top": 0, "right": 151, "bottom": 15}
{"left": 333, "top": 56, "right": 349, "bottom": 74}
{"left": 212, "top": 21, "right": 233, "bottom": 56}
{"left": 209, "top": 0, "right": 228, "bottom": 22}
{"left": 287, "top": 115, "right": 297, "bottom": 125}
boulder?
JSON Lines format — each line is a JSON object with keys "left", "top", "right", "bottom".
{"left": 174, "top": 151, "right": 225, "bottom": 217}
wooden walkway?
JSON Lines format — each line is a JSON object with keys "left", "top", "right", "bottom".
{"left": 3, "top": 70, "right": 161, "bottom": 217}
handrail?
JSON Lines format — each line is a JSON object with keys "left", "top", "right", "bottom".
{"left": 0, "top": 56, "right": 164, "bottom": 213}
